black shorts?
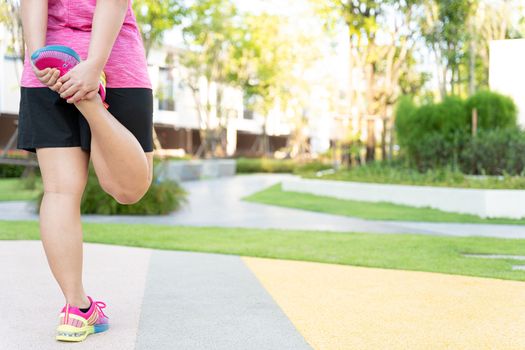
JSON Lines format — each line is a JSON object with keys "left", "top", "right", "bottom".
{"left": 17, "top": 87, "right": 154, "bottom": 153}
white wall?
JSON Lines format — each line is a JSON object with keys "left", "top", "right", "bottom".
{"left": 489, "top": 39, "right": 525, "bottom": 127}
{"left": 0, "top": 31, "right": 23, "bottom": 115}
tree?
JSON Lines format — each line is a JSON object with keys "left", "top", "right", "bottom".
{"left": 311, "top": 0, "right": 423, "bottom": 162}
{"left": 132, "top": 0, "right": 185, "bottom": 58}
{"left": 181, "top": 0, "right": 241, "bottom": 158}
{"left": 420, "top": 0, "right": 474, "bottom": 98}
{"left": 233, "top": 13, "right": 317, "bottom": 156}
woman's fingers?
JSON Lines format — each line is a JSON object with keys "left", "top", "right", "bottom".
{"left": 40, "top": 68, "right": 56, "bottom": 84}
{"left": 58, "top": 71, "right": 71, "bottom": 84}
{"left": 66, "top": 88, "right": 89, "bottom": 104}
{"left": 50, "top": 80, "right": 63, "bottom": 92}
{"left": 60, "top": 84, "right": 79, "bottom": 99}
{"left": 59, "top": 80, "right": 75, "bottom": 95}
{"left": 46, "top": 70, "right": 61, "bottom": 87}
{"left": 31, "top": 62, "right": 49, "bottom": 77}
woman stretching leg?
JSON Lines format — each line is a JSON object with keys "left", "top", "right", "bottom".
{"left": 19, "top": 0, "right": 154, "bottom": 342}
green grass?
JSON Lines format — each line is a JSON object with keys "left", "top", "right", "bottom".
{"left": 243, "top": 183, "right": 525, "bottom": 225}
{"left": 2, "top": 220, "right": 525, "bottom": 281}
{"left": 0, "top": 178, "right": 41, "bottom": 201}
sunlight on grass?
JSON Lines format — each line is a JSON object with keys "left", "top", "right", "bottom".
{"left": 1, "top": 220, "right": 525, "bottom": 282}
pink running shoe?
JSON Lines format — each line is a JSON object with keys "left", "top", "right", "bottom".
{"left": 56, "top": 295, "right": 109, "bottom": 342}
{"left": 31, "top": 45, "right": 108, "bottom": 108}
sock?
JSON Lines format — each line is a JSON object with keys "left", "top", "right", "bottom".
{"left": 79, "top": 301, "right": 91, "bottom": 313}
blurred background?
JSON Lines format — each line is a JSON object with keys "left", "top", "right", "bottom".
{"left": 1, "top": 0, "right": 525, "bottom": 214}
{"left": 2, "top": 3, "right": 525, "bottom": 348}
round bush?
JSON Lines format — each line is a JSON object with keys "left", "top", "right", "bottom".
{"left": 395, "top": 96, "right": 468, "bottom": 170}
{"left": 465, "top": 90, "right": 517, "bottom": 131}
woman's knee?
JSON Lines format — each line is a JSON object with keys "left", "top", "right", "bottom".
{"left": 37, "top": 147, "right": 89, "bottom": 195}
{"left": 111, "top": 186, "right": 149, "bottom": 205}
{"left": 101, "top": 177, "right": 151, "bottom": 205}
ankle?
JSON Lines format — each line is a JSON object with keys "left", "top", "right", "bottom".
{"left": 66, "top": 295, "right": 90, "bottom": 309}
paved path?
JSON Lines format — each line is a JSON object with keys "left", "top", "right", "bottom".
{"left": 1, "top": 174, "right": 525, "bottom": 238}
{"left": 0, "top": 241, "right": 310, "bottom": 350}
{"left": 244, "top": 256, "right": 525, "bottom": 349}
{"left": 2, "top": 241, "right": 524, "bottom": 349}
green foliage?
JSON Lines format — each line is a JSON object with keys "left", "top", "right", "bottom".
{"left": 132, "top": 0, "right": 185, "bottom": 56}
{"left": 235, "top": 157, "right": 331, "bottom": 174}
{"left": 0, "top": 178, "right": 41, "bottom": 201}
{"left": 20, "top": 171, "right": 38, "bottom": 190}
{"left": 395, "top": 91, "right": 519, "bottom": 172}
{"left": 236, "top": 157, "right": 296, "bottom": 174}
{"left": 304, "top": 162, "right": 525, "bottom": 189}
{"left": 0, "top": 164, "right": 25, "bottom": 178}
{"left": 465, "top": 90, "right": 518, "bottom": 131}
{"left": 395, "top": 96, "right": 469, "bottom": 170}
{"left": 460, "top": 128, "right": 525, "bottom": 176}
{"left": 36, "top": 166, "right": 187, "bottom": 215}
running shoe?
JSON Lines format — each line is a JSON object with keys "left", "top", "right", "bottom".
{"left": 31, "top": 45, "right": 108, "bottom": 107}
{"left": 55, "top": 295, "right": 109, "bottom": 342}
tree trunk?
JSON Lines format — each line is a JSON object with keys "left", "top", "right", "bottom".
{"left": 469, "top": 36, "right": 476, "bottom": 96}
{"left": 381, "top": 117, "right": 387, "bottom": 161}
{"left": 365, "top": 118, "right": 375, "bottom": 163}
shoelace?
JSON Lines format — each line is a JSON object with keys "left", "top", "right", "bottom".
{"left": 94, "top": 301, "right": 109, "bottom": 319}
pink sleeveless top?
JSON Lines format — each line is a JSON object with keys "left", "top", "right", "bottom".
{"left": 21, "top": 0, "right": 152, "bottom": 89}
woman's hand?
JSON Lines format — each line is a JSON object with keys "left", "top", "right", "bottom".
{"left": 57, "top": 59, "right": 101, "bottom": 103}
{"left": 31, "top": 62, "right": 63, "bottom": 92}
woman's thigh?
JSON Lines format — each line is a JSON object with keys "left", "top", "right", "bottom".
{"left": 36, "top": 147, "right": 90, "bottom": 194}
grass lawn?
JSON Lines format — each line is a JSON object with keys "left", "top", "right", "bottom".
{"left": 243, "top": 183, "right": 525, "bottom": 225}
{"left": 1, "top": 220, "right": 525, "bottom": 281}
{"left": 0, "top": 178, "right": 41, "bottom": 201}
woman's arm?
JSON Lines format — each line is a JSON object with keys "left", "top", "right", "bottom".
{"left": 58, "top": 0, "right": 129, "bottom": 103}
{"left": 20, "top": 0, "right": 47, "bottom": 56}
{"left": 21, "top": 0, "right": 62, "bottom": 90}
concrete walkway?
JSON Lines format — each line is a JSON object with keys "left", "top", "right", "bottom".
{"left": 0, "top": 241, "right": 310, "bottom": 350}
{"left": 2, "top": 241, "right": 524, "bottom": 349}
{"left": 1, "top": 174, "right": 525, "bottom": 238}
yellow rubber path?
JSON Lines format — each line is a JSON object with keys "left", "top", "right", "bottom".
{"left": 242, "top": 257, "right": 525, "bottom": 350}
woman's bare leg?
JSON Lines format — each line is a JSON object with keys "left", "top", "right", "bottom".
{"left": 73, "top": 96, "right": 153, "bottom": 204}
{"left": 37, "top": 147, "right": 90, "bottom": 309}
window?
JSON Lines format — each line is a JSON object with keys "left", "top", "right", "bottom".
{"left": 243, "top": 110, "right": 254, "bottom": 120}
{"left": 157, "top": 67, "right": 176, "bottom": 111}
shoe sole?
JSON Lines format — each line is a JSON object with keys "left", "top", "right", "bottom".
{"left": 56, "top": 323, "right": 109, "bottom": 342}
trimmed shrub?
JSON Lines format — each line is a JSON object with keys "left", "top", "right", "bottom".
{"left": 0, "top": 164, "right": 25, "bottom": 178}
{"left": 395, "top": 92, "right": 518, "bottom": 172}
{"left": 394, "top": 95, "right": 418, "bottom": 148}
{"left": 293, "top": 161, "right": 333, "bottom": 174}
{"left": 305, "top": 161, "right": 525, "bottom": 189}
{"left": 36, "top": 165, "right": 187, "bottom": 215}
{"left": 465, "top": 90, "right": 517, "bottom": 131}
{"left": 236, "top": 157, "right": 297, "bottom": 173}
{"left": 236, "top": 157, "right": 332, "bottom": 174}
{"left": 460, "top": 128, "right": 525, "bottom": 175}
{"left": 395, "top": 96, "right": 468, "bottom": 170}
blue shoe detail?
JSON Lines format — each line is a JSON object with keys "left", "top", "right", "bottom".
{"left": 31, "top": 45, "right": 81, "bottom": 63}
{"left": 94, "top": 323, "right": 109, "bottom": 333}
